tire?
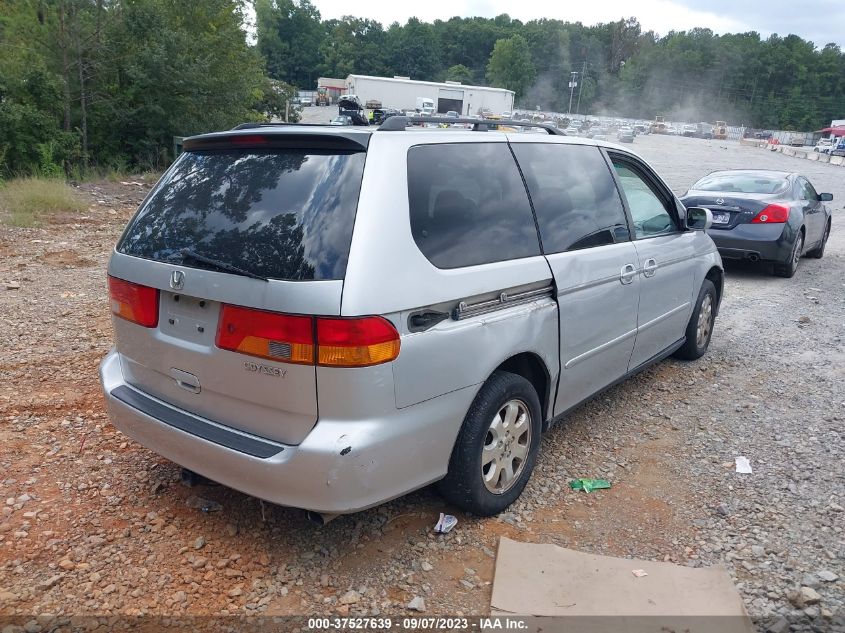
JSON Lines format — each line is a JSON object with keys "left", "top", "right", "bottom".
{"left": 806, "top": 220, "right": 830, "bottom": 259}
{"left": 773, "top": 230, "right": 804, "bottom": 277}
{"left": 674, "top": 279, "right": 717, "bottom": 360}
{"left": 437, "top": 371, "right": 542, "bottom": 516}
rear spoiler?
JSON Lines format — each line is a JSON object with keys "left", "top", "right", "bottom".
{"left": 183, "top": 125, "right": 371, "bottom": 152}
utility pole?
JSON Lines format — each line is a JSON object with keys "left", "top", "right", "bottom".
{"left": 568, "top": 71, "right": 578, "bottom": 115}
{"left": 576, "top": 59, "right": 587, "bottom": 115}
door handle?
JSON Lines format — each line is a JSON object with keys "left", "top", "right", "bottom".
{"left": 620, "top": 263, "right": 637, "bottom": 284}
{"left": 170, "top": 368, "right": 201, "bottom": 394}
{"left": 408, "top": 310, "right": 449, "bottom": 332}
{"left": 642, "top": 258, "right": 658, "bottom": 278}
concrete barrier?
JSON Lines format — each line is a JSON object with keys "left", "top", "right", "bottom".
{"left": 756, "top": 141, "right": 845, "bottom": 167}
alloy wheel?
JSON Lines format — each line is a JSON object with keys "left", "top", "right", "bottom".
{"left": 792, "top": 233, "right": 804, "bottom": 265}
{"left": 482, "top": 399, "right": 531, "bottom": 494}
{"left": 696, "top": 294, "right": 713, "bottom": 348}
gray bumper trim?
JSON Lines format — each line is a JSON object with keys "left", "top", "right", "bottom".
{"left": 110, "top": 385, "right": 284, "bottom": 459}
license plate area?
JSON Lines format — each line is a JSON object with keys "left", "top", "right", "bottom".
{"left": 712, "top": 211, "right": 731, "bottom": 224}
{"left": 161, "top": 292, "right": 219, "bottom": 345}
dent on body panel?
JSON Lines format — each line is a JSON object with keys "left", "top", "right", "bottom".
{"left": 393, "top": 300, "right": 558, "bottom": 409}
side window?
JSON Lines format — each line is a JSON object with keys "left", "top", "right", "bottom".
{"left": 799, "top": 178, "right": 818, "bottom": 202}
{"left": 407, "top": 143, "right": 541, "bottom": 268}
{"left": 511, "top": 144, "right": 630, "bottom": 253}
{"left": 612, "top": 159, "right": 679, "bottom": 239}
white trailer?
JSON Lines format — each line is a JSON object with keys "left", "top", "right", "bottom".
{"left": 345, "top": 75, "right": 514, "bottom": 116}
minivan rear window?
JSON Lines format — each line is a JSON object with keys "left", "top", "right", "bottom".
{"left": 407, "top": 143, "right": 540, "bottom": 268}
{"left": 117, "top": 149, "right": 366, "bottom": 281}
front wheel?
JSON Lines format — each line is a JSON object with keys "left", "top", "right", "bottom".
{"left": 773, "top": 230, "right": 804, "bottom": 277}
{"left": 437, "top": 371, "right": 542, "bottom": 516}
{"left": 674, "top": 279, "right": 717, "bottom": 360}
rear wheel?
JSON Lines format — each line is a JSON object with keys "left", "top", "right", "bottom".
{"left": 773, "top": 230, "right": 804, "bottom": 277}
{"left": 806, "top": 220, "right": 830, "bottom": 259}
{"left": 437, "top": 371, "right": 542, "bottom": 516}
{"left": 674, "top": 279, "right": 717, "bottom": 360}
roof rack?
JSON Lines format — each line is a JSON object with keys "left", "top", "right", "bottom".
{"left": 377, "top": 116, "right": 564, "bottom": 135}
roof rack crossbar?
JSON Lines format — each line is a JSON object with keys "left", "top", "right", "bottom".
{"left": 377, "top": 116, "right": 564, "bottom": 135}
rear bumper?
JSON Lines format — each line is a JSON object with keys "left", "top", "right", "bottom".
{"left": 708, "top": 223, "right": 791, "bottom": 262}
{"left": 100, "top": 350, "right": 474, "bottom": 514}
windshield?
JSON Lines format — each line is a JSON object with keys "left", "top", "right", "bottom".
{"left": 117, "top": 149, "right": 366, "bottom": 280}
{"left": 691, "top": 173, "right": 789, "bottom": 194}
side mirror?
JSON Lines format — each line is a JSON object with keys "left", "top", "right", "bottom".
{"left": 686, "top": 207, "right": 713, "bottom": 231}
{"left": 819, "top": 193, "right": 833, "bottom": 202}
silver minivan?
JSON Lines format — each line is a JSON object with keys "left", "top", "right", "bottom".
{"left": 100, "top": 118, "right": 723, "bottom": 518}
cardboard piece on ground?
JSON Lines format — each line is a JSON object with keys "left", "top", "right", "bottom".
{"left": 491, "top": 537, "right": 753, "bottom": 633}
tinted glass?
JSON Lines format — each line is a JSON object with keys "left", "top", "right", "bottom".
{"left": 613, "top": 161, "right": 677, "bottom": 238}
{"left": 407, "top": 143, "right": 540, "bottom": 268}
{"left": 692, "top": 173, "right": 789, "bottom": 194}
{"left": 118, "top": 150, "right": 365, "bottom": 280}
{"left": 512, "top": 144, "right": 629, "bottom": 253}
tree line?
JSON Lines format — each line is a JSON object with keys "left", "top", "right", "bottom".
{"left": 0, "top": 0, "right": 293, "bottom": 177}
{"left": 258, "top": 3, "right": 844, "bottom": 132}
{"left": 2, "top": 0, "right": 844, "bottom": 177}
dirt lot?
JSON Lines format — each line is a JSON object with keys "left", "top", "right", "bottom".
{"left": 1, "top": 134, "right": 843, "bottom": 629}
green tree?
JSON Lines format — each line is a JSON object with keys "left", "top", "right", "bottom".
{"left": 486, "top": 34, "right": 535, "bottom": 99}
{"left": 255, "top": 0, "right": 322, "bottom": 88}
{"left": 385, "top": 18, "right": 440, "bottom": 80}
{"left": 444, "top": 64, "right": 474, "bottom": 83}
{"left": 318, "top": 16, "right": 387, "bottom": 78}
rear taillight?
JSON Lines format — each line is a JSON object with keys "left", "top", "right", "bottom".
{"left": 751, "top": 204, "right": 789, "bottom": 224}
{"left": 215, "top": 307, "right": 401, "bottom": 367}
{"left": 317, "top": 317, "right": 401, "bottom": 367}
{"left": 108, "top": 276, "right": 159, "bottom": 328}
{"left": 216, "top": 305, "right": 314, "bottom": 364}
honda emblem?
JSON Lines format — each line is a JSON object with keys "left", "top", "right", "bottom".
{"left": 170, "top": 270, "right": 185, "bottom": 290}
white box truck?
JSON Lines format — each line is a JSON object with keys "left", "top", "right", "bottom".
{"left": 416, "top": 97, "right": 435, "bottom": 116}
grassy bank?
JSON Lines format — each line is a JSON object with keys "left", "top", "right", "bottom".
{"left": 0, "top": 177, "right": 86, "bottom": 227}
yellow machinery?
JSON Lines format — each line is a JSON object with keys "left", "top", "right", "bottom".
{"left": 650, "top": 115, "right": 667, "bottom": 134}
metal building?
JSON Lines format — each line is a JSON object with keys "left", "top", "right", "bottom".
{"left": 344, "top": 74, "right": 514, "bottom": 116}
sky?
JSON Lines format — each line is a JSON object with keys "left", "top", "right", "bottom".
{"left": 306, "top": 0, "right": 845, "bottom": 49}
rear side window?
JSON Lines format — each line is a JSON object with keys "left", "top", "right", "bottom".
{"left": 407, "top": 143, "right": 540, "bottom": 268}
{"left": 511, "top": 144, "right": 629, "bottom": 253}
{"left": 117, "top": 149, "right": 366, "bottom": 280}
{"left": 798, "top": 177, "right": 818, "bottom": 201}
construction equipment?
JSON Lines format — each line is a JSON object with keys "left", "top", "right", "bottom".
{"left": 316, "top": 87, "right": 330, "bottom": 106}
{"left": 650, "top": 115, "right": 667, "bottom": 135}
{"left": 713, "top": 120, "right": 728, "bottom": 140}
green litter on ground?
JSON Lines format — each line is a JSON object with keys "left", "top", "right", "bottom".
{"left": 569, "top": 478, "right": 612, "bottom": 493}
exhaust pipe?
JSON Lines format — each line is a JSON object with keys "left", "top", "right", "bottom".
{"left": 306, "top": 510, "right": 340, "bottom": 526}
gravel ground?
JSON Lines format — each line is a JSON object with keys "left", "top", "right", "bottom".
{"left": 1, "top": 129, "right": 843, "bottom": 631}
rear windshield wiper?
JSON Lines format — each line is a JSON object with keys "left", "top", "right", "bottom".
{"left": 179, "top": 248, "right": 269, "bottom": 282}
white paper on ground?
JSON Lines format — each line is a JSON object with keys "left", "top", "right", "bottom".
{"left": 434, "top": 512, "right": 458, "bottom": 533}
{"left": 735, "top": 456, "right": 753, "bottom": 474}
